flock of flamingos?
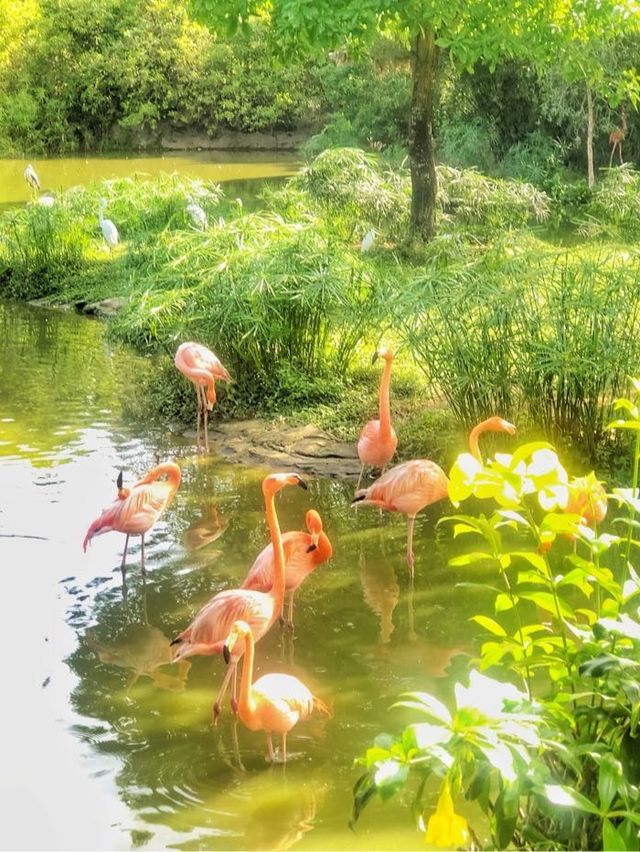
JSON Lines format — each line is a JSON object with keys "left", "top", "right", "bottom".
{"left": 82, "top": 340, "right": 518, "bottom": 763}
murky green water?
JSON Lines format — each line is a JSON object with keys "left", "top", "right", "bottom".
{"left": 0, "top": 300, "right": 483, "bottom": 850}
{"left": 0, "top": 151, "right": 299, "bottom": 210}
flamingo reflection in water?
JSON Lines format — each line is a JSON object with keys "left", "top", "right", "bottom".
{"left": 86, "top": 625, "right": 191, "bottom": 692}
{"left": 182, "top": 502, "right": 229, "bottom": 552}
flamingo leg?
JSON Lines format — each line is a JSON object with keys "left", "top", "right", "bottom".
{"left": 120, "top": 534, "right": 130, "bottom": 579}
{"left": 140, "top": 533, "right": 146, "bottom": 576}
{"left": 212, "top": 661, "right": 236, "bottom": 725}
{"left": 230, "top": 665, "right": 238, "bottom": 714}
{"left": 609, "top": 146, "right": 615, "bottom": 168}
{"left": 287, "top": 592, "right": 295, "bottom": 630}
{"left": 266, "top": 731, "right": 275, "bottom": 763}
{"left": 203, "top": 391, "right": 210, "bottom": 454}
{"left": 406, "top": 515, "right": 416, "bottom": 576}
{"left": 355, "top": 464, "right": 365, "bottom": 492}
{"left": 282, "top": 731, "right": 288, "bottom": 764}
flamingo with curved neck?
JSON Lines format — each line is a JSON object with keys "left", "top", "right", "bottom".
{"left": 356, "top": 348, "right": 398, "bottom": 490}
{"left": 83, "top": 462, "right": 181, "bottom": 578}
{"left": 241, "top": 509, "right": 332, "bottom": 628}
{"left": 353, "top": 416, "right": 516, "bottom": 572}
{"left": 174, "top": 341, "right": 231, "bottom": 452}
{"left": 170, "top": 472, "right": 306, "bottom": 720}
{"left": 223, "top": 620, "right": 326, "bottom": 763}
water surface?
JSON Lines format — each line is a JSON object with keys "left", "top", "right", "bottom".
{"left": 0, "top": 300, "right": 482, "bottom": 850}
{"left": 0, "top": 151, "right": 300, "bottom": 209}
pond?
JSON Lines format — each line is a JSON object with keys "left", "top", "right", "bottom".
{"left": 0, "top": 151, "right": 300, "bottom": 210}
{"left": 0, "top": 300, "right": 485, "bottom": 850}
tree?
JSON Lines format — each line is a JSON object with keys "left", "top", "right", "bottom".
{"left": 190, "top": 0, "right": 640, "bottom": 240}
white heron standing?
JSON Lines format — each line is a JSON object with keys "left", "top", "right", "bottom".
{"left": 38, "top": 193, "right": 55, "bottom": 208}
{"left": 99, "top": 199, "right": 119, "bottom": 251}
{"left": 360, "top": 228, "right": 376, "bottom": 253}
{"left": 186, "top": 197, "right": 207, "bottom": 231}
{"left": 24, "top": 164, "right": 40, "bottom": 194}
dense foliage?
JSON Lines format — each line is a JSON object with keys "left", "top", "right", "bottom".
{"left": 2, "top": 148, "right": 640, "bottom": 470}
{"left": 352, "top": 383, "right": 640, "bottom": 849}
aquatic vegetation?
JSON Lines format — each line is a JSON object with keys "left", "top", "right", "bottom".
{"left": 352, "top": 379, "right": 640, "bottom": 850}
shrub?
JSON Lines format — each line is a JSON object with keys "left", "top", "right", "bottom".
{"left": 499, "top": 130, "right": 564, "bottom": 186}
{"left": 437, "top": 118, "right": 497, "bottom": 172}
{"left": 352, "top": 389, "right": 640, "bottom": 849}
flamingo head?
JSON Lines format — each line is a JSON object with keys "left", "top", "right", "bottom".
{"left": 372, "top": 346, "right": 394, "bottom": 364}
{"left": 223, "top": 620, "right": 251, "bottom": 663}
{"left": 262, "top": 472, "right": 308, "bottom": 497}
{"left": 482, "top": 416, "right": 516, "bottom": 436}
{"left": 305, "top": 509, "right": 323, "bottom": 552}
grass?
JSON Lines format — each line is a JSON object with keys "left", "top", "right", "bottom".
{"left": 2, "top": 149, "right": 640, "bottom": 473}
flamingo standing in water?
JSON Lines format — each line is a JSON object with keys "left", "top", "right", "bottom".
{"left": 356, "top": 347, "right": 398, "bottom": 490}
{"left": 223, "top": 620, "right": 328, "bottom": 763}
{"left": 241, "top": 509, "right": 332, "bottom": 628}
{"left": 174, "top": 341, "right": 231, "bottom": 452}
{"left": 353, "top": 416, "right": 516, "bottom": 573}
{"left": 83, "top": 462, "right": 182, "bottom": 578}
{"left": 171, "top": 473, "right": 307, "bottom": 721}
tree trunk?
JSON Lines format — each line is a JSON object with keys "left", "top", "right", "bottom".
{"left": 586, "top": 84, "right": 595, "bottom": 188}
{"left": 409, "top": 27, "right": 438, "bottom": 241}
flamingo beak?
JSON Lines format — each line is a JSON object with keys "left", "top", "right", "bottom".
{"left": 502, "top": 420, "right": 517, "bottom": 435}
{"left": 296, "top": 476, "right": 308, "bottom": 490}
{"left": 306, "top": 532, "right": 319, "bottom": 553}
{"left": 222, "top": 644, "right": 231, "bottom": 665}
{"left": 371, "top": 351, "right": 379, "bottom": 364}
{"left": 116, "top": 470, "right": 123, "bottom": 490}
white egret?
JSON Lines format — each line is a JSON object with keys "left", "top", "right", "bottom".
{"left": 186, "top": 197, "right": 207, "bottom": 230}
{"left": 360, "top": 228, "right": 376, "bottom": 253}
{"left": 38, "top": 193, "right": 55, "bottom": 208}
{"left": 24, "top": 164, "right": 40, "bottom": 193}
{"left": 99, "top": 199, "right": 119, "bottom": 250}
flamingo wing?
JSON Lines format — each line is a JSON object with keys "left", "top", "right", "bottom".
{"left": 359, "top": 459, "right": 449, "bottom": 515}
{"left": 252, "top": 673, "right": 315, "bottom": 726}
{"left": 176, "top": 588, "right": 273, "bottom": 653}
{"left": 241, "top": 533, "right": 302, "bottom": 592}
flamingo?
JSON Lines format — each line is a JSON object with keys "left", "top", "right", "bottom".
{"left": 98, "top": 199, "right": 119, "bottom": 250}
{"left": 609, "top": 114, "right": 627, "bottom": 167}
{"left": 83, "top": 462, "right": 181, "bottom": 578}
{"left": 24, "top": 164, "right": 40, "bottom": 193}
{"left": 353, "top": 416, "right": 516, "bottom": 573}
{"left": 171, "top": 473, "right": 307, "bottom": 722}
{"left": 223, "top": 619, "right": 328, "bottom": 763}
{"left": 356, "top": 347, "right": 398, "bottom": 490}
{"left": 241, "top": 509, "right": 332, "bottom": 628}
{"left": 174, "top": 341, "right": 231, "bottom": 453}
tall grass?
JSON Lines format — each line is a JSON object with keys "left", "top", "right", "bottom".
{"left": 396, "top": 242, "right": 640, "bottom": 460}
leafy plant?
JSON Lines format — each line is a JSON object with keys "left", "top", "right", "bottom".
{"left": 352, "top": 379, "right": 640, "bottom": 849}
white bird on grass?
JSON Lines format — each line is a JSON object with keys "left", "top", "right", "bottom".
{"left": 186, "top": 197, "right": 208, "bottom": 231}
{"left": 360, "top": 228, "right": 376, "bottom": 253}
{"left": 38, "top": 193, "right": 55, "bottom": 208}
{"left": 99, "top": 199, "right": 119, "bottom": 250}
{"left": 24, "top": 164, "right": 40, "bottom": 193}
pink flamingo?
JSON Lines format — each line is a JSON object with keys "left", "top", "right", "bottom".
{"left": 223, "top": 620, "right": 329, "bottom": 763}
{"left": 83, "top": 462, "right": 182, "bottom": 578}
{"left": 356, "top": 347, "right": 397, "bottom": 490}
{"left": 171, "top": 472, "right": 307, "bottom": 721}
{"left": 353, "top": 417, "right": 516, "bottom": 573}
{"left": 241, "top": 509, "right": 332, "bottom": 628}
{"left": 174, "top": 341, "right": 231, "bottom": 452}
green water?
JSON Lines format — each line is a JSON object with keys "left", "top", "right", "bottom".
{"left": 0, "top": 301, "right": 482, "bottom": 850}
{"left": 0, "top": 151, "right": 299, "bottom": 210}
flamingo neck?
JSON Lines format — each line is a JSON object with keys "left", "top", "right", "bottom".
{"left": 238, "top": 629, "right": 256, "bottom": 717}
{"left": 378, "top": 359, "right": 393, "bottom": 439}
{"left": 136, "top": 463, "right": 181, "bottom": 493}
{"left": 265, "top": 489, "right": 286, "bottom": 614}
{"left": 468, "top": 420, "right": 492, "bottom": 462}
{"left": 314, "top": 532, "right": 332, "bottom": 564}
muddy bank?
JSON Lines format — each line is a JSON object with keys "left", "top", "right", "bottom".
{"left": 181, "top": 419, "right": 361, "bottom": 479}
{"left": 113, "top": 123, "right": 312, "bottom": 152}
